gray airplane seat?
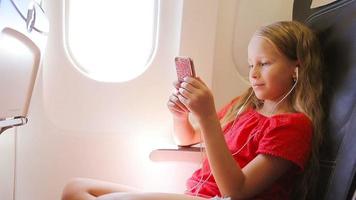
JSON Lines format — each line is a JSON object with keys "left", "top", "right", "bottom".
{"left": 293, "top": 0, "right": 356, "bottom": 199}
{"left": 0, "top": 0, "right": 48, "bottom": 134}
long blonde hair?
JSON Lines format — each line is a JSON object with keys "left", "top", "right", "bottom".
{"left": 221, "top": 21, "right": 324, "bottom": 200}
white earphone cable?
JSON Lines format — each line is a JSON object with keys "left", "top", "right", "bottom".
{"left": 188, "top": 75, "right": 298, "bottom": 196}
{"left": 187, "top": 91, "right": 254, "bottom": 195}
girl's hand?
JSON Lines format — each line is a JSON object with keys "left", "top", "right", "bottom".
{"left": 177, "top": 77, "right": 217, "bottom": 121}
{"left": 167, "top": 81, "right": 189, "bottom": 119}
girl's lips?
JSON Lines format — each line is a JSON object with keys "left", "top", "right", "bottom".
{"left": 252, "top": 84, "right": 265, "bottom": 91}
{"left": 253, "top": 83, "right": 265, "bottom": 87}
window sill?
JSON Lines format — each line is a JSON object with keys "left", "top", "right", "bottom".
{"left": 149, "top": 146, "right": 204, "bottom": 163}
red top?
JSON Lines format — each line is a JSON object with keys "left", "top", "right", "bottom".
{"left": 186, "top": 99, "right": 313, "bottom": 199}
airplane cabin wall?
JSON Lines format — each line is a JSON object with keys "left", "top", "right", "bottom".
{"left": 212, "top": 0, "right": 293, "bottom": 109}
{"left": 0, "top": 129, "right": 15, "bottom": 200}
{"left": 13, "top": 0, "right": 217, "bottom": 199}
{"left": 1, "top": 0, "right": 293, "bottom": 199}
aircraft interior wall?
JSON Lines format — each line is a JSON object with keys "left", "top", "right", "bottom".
{"left": 1, "top": 0, "right": 294, "bottom": 199}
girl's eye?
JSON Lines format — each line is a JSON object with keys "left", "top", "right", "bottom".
{"left": 260, "top": 62, "right": 269, "bottom": 67}
{"left": 248, "top": 62, "right": 269, "bottom": 68}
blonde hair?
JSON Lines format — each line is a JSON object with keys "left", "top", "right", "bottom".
{"left": 221, "top": 21, "right": 324, "bottom": 200}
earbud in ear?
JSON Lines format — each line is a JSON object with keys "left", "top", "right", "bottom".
{"left": 293, "top": 67, "right": 299, "bottom": 82}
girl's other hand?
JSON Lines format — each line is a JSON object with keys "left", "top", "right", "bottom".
{"left": 177, "top": 77, "right": 217, "bottom": 121}
{"left": 167, "top": 81, "right": 189, "bottom": 119}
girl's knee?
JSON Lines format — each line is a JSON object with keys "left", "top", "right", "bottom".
{"left": 62, "top": 178, "right": 93, "bottom": 200}
{"left": 96, "top": 193, "right": 148, "bottom": 200}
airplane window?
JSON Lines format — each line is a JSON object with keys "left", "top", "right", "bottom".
{"left": 65, "top": 0, "right": 158, "bottom": 82}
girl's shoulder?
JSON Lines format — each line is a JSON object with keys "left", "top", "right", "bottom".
{"left": 251, "top": 109, "right": 312, "bottom": 130}
{"left": 272, "top": 112, "right": 312, "bottom": 128}
{"left": 253, "top": 111, "right": 313, "bottom": 170}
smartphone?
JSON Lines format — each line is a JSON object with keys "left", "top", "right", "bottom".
{"left": 174, "top": 56, "right": 196, "bottom": 82}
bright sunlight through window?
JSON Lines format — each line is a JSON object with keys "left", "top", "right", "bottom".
{"left": 66, "top": 0, "right": 158, "bottom": 82}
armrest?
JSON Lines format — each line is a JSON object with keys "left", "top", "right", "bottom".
{"left": 0, "top": 117, "right": 27, "bottom": 134}
{"left": 149, "top": 146, "right": 204, "bottom": 163}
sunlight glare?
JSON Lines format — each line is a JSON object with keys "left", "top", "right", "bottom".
{"left": 67, "top": 0, "right": 157, "bottom": 82}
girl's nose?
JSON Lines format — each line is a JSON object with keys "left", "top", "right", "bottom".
{"left": 249, "top": 66, "right": 260, "bottom": 79}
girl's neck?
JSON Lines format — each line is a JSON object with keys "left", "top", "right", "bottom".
{"left": 258, "top": 99, "right": 295, "bottom": 116}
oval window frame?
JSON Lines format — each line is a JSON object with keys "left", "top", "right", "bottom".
{"left": 63, "top": 0, "right": 159, "bottom": 82}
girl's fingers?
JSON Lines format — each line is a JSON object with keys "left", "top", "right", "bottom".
{"left": 167, "top": 101, "right": 186, "bottom": 114}
{"left": 169, "top": 94, "right": 189, "bottom": 112}
{"left": 173, "top": 80, "right": 181, "bottom": 89}
{"left": 172, "top": 88, "right": 180, "bottom": 96}
{"left": 170, "top": 77, "right": 211, "bottom": 114}
{"left": 177, "top": 77, "right": 206, "bottom": 104}
{"left": 177, "top": 93, "right": 189, "bottom": 108}
{"left": 178, "top": 78, "right": 203, "bottom": 99}
{"left": 178, "top": 87, "right": 194, "bottom": 100}
{"left": 180, "top": 81, "right": 199, "bottom": 93}
{"left": 170, "top": 88, "right": 190, "bottom": 112}
{"left": 182, "top": 77, "right": 206, "bottom": 89}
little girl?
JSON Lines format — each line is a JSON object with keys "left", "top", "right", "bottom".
{"left": 62, "top": 21, "right": 323, "bottom": 200}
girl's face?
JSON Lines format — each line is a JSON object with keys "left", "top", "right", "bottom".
{"left": 248, "top": 36, "right": 297, "bottom": 102}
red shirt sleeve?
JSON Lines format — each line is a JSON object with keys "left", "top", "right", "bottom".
{"left": 256, "top": 114, "right": 313, "bottom": 171}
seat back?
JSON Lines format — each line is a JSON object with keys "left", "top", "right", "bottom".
{"left": 0, "top": 0, "right": 48, "bottom": 133}
{"left": 293, "top": 1, "right": 356, "bottom": 199}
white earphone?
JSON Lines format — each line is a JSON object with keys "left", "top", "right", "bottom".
{"left": 294, "top": 66, "right": 299, "bottom": 82}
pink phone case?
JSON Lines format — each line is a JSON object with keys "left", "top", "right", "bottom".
{"left": 175, "top": 57, "right": 196, "bottom": 82}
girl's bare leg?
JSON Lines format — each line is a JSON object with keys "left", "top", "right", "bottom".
{"left": 96, "top": 192, "right": 208, "bottom": 200}
{"left": 61, "top": 178, "right": 140, "bottom": 200}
